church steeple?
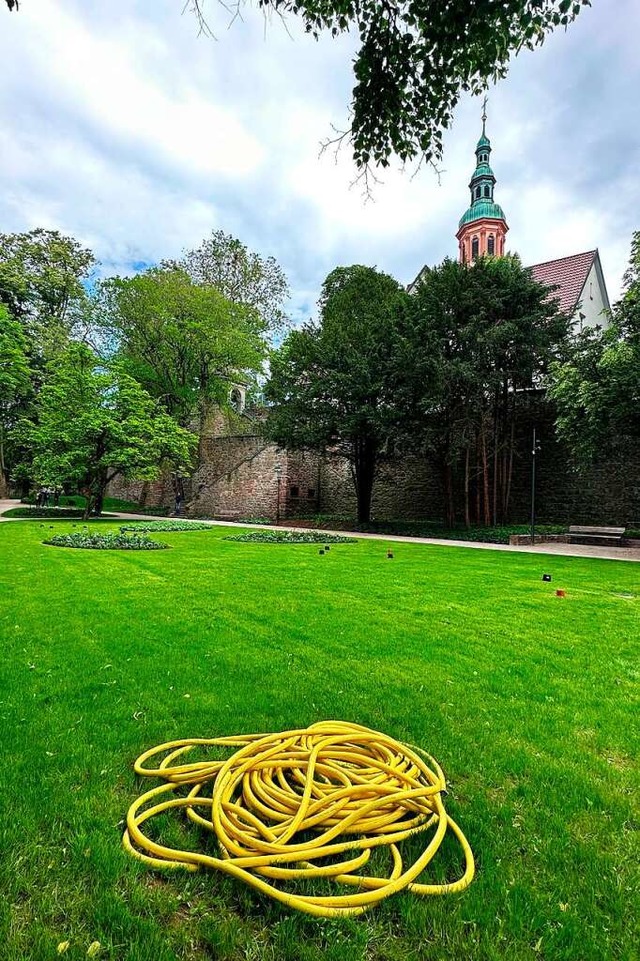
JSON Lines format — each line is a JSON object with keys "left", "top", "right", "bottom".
{"left": 456, "top": 98, "right": 508, "bottom": 263}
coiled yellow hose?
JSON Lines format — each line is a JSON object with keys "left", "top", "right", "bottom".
{"left": 124, "top": 720, "right": 474, "bottom": 917}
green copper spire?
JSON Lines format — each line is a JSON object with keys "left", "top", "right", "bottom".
{"left": 458, "top": 100, "right": 505, "bottom": 229}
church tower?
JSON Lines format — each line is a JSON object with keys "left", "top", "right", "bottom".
{"left": 456, "top": 102, "right": 508, "bottom": 263}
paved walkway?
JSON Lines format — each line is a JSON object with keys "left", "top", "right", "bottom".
{"left": 2, "top": 498, "right": 638, "bottom": 562}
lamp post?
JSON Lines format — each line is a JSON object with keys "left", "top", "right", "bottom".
{"left": 274, "top": 463, "right": 282, "bottom": 526}
{"left": 530, "top": 427, "right": 540, "bottom": 545}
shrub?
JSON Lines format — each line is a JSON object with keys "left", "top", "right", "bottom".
{"left": 119, "top": 521, "right": 213, "bottom": 533}
{"left": 44, "top": 532, "right": 169, "bottom": 550}
{"left": 4, "top": 507, "right": 110, "bottom": 519}
{"left": 277, "top": 516, "right": 568, "bottom": 545}
{"left": 224, "top": 530, "right": 357, "bottom": 544}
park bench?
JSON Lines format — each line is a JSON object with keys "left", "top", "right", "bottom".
{"left": 214, "top": 510, "right": 242, "bottom": 521}
{"left": 567, "top": 525, "right": 625, "bottom": 547}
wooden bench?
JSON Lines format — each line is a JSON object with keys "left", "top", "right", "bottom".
{"left": 568, "top": 525, "right": 625, "bottom": 547}
{"left": 214, "top": 510, "right": 242, "bottom": 521}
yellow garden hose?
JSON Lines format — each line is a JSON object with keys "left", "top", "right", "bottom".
{"left": 124, "top": 720, "right": 474, "bottom": 917}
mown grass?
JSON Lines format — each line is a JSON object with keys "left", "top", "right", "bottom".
{"left": 0, "top": 520, "right": 638, "bottom": 961}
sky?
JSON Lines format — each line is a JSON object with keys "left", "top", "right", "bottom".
{"left": 0, "top": 0, "right": 638, "bottom": 323}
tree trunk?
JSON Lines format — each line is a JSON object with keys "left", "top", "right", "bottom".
{"left": 353, "top": 436, "right": 377, "bottom": 524}
{"left": 464, "top": 444, "right": 471, "bottom": 529}
{"left": 504, "top": 416, "right": 516, "bottom": 522}
{"left": 492, "top": 399, "right": 499, "bottom": 527}
{"left": 82, "top": 473, "right": 106, "bottom": 519}
{"left": 443, "top": 460, "right": 455, "bottom": 528}
{"left": 481, "top": 421, "right": 491, "bottom": 527}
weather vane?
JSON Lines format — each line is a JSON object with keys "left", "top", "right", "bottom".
{"left": 481, "top": 94, "right": 488, "bottom": 133}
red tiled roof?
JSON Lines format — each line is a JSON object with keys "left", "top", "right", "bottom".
{"left": 528, "top": 250, "right": 597, "bottom": 315}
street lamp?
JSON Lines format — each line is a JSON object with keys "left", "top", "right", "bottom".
{"left": 530, "top": 427, "right": 541, "bottom": 545}
{"left": 274, "top": 463, "right": 282, "bottom": 526}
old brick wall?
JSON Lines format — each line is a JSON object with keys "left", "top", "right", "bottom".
{"left": 283, "top": 450, "right": 323, "bottom": 516}
{"left": 316, "top": 428, "right": 639, "bottom": 528}
{"left": 106, "top": 473, "right": 175, "bottom": 509}
{"left": 107, "top": 402, "right": 640, "bottom": 528}
{"left": 188, "top": 435, "right": 282, "bottom": 518}
{"left": 317, "top": 453, "right": 444, "bottom": 520}
{"left": 508, "top": 412, "right": 640, "bottom": 527}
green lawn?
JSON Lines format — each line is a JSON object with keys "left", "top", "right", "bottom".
{"left": 0, "top": 520, "right": 638, "bottom": 961}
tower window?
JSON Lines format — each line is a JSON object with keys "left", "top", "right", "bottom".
{"left": 488, "top": 235, "right": 495, "bottom": 255}
{"left": 474, "top": 186, "right": 481, "bottom": 201}
{"left": 471, "top": 237, "right": 479, "bottom": 260}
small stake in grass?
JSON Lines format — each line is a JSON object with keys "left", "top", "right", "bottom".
{"left": 387, "top": 550, "right": 394, "bottom": 559}
{"left": 556, "top": 589, "right": 566, "bottom": 598}
{"left": 542, "top": 573, "right": 552, "bottom": 582}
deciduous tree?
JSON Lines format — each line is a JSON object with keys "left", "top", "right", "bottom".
{"left": 265, "top": 265, "right": 409, "bottom": 523}
{"left": 0, "top": 304, "right": 32, "bottom": 495}
{"left": 0, "top": 228, "right": 95, "bottom": 347}
{"left": 167, "top": 230, "right": 290, "bottom": 333}
{"left": 94, "top": 267, "right": 268, "bottom": 430}
{"left": 18, "top": 343, "right": 195, "bottom": 518}
{"left": 550, "top": 231, "right": 640, "bottom": 463}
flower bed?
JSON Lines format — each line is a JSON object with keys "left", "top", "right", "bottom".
{"left": 44, "top": 532, "right": 169, "bottom": 550}
{"left": 224, "top": 530, "right": 357, "bottom": 544}
{"left": 119, "top": 521, "right": 212, "bottom": 533}
{"left": 4, "top": 507, "right": 112, "bottom": 519}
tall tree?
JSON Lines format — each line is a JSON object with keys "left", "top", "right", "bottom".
{"left": 166, "top": 230, "right": 290, "bottom": 333}
{"left": 18, "top": 343, "right": 195, "bottom": 518}
{"left": 3, "top": 2, "right": 590, "bottom": 173}
{"left": 94, "top": 267, "right": 268, "bottom": 430}
{"left": 265, "top": 265, "right": 409, "bottom": 523}
{"left": 405, "top": 256, "right": 569, "bottom": 526}
{"left": 0, "top": 228, "right": 95, "bottom": 343}
{"left": 550, "top": 231, "right": 640, "bottom": 463}
{"left": 0, "top": 305, "right": 32, "bottom": 495}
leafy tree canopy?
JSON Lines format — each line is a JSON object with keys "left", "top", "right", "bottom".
{"left": 18, "top": 342, "right": 196, "bottom": 517}
{"left": 3, "top": 1, "right": 590, "bottom": 171}
{"left": 165, "top": 230, "right": 290, "bottom": 333}
{"left": 549, "top": 230, "right": 640, "bottom": 463}
{"left": 402, "top": 255, "right": 570, "bottom": 525}
{"left": 94, "top": 267, "right": 269, "bottom": 427}
{"left": 265, "top": 264, "right": 410, "bottom": 522}
{"left": 0, "top": 228, "right": 95, "bottom": 327}
{"left": 0, "top": 304, "right": 32, "bottom": 491}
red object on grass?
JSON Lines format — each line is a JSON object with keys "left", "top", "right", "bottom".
{"left": 556, "top": 589, "right": 566, "bottom": 597}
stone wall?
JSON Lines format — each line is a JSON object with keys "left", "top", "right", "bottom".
{"left": 284, "top": 450, "right": 322, "bottom": 516}
{"left": 107, "top": 401, "right": 640, "bottom": 528}
{"left": 189, "top": 435, "right": 281, "bottom": 519}
{"left": 317, "top": 453, "right": 444, "bottom": 521}
{"left": 316, "top": 425, "right": 639, "bottom": 528}
{"left": 106, "top": 474, "right": 175, "bottom": 510}
{"left": 508, "top": 407, "right": 640, "bottom": 528}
